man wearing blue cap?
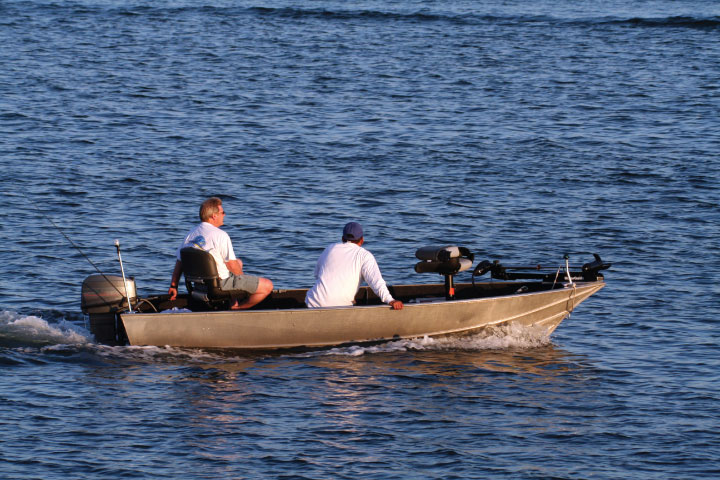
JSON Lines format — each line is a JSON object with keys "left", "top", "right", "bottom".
{"left": 305, "top": 222, "right": 403, "bottom": 310}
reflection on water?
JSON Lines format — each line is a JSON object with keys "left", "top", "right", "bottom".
{"left": 158, "top": 339, "right": 593, "bottom": 413}
{"left": 122, "top": 340, "right": 601, "bottom": 479}
{"left": 2, "top": 0, "right": 718, "bottom": 476}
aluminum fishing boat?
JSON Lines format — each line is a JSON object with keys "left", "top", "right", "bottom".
{"left": 80, "top": 246, "right": 610, "bottom": 350}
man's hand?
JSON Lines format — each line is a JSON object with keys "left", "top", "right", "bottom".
{"left": 390, "top": 300, "right": 403, "bottom": 310}
{"left": 226, "top": 259, "right": 244, "bottom": 275}
{"left": 169, "top": 260, "right": 183, "bottom": 301}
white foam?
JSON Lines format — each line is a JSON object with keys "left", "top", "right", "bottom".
{"left": 86, "top": 343, "right": 253, "bottom": 364}
{"left": 0, "top": 310, "right": 92, "bottom": 346}
{"left": 320, "top": 323, "right": 552, "bottom": 357}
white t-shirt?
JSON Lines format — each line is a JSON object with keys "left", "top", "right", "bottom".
{"left": 177, "top": 222, "right": 236, "bottom": 279}
{"left": 305, "top": 242, "right": 394, "bottom": 308}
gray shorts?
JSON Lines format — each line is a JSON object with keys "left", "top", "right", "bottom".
{"left": 221, "top": 273, "right": 260, "bottom": 294}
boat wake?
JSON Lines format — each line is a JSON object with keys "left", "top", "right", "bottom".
{"left": 320, "top": 324, "right": 553, "bottom": 357}
{"left": 0, "top": 310, "right": 91, "bottom": 348}
{"left": 0, "top": 309, "right": 249, "bottom": 364}
{"left": 1, "top": 309, "right": 554, "bottom": 365}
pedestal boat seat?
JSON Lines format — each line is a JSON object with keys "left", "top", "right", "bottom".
{"left": 180, "top": 247, "right": 249, "bottom": 310}
{"left": 414, "top": 246, "right": 474, "bottom": 300}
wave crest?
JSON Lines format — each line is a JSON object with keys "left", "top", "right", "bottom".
{"left": 8, "top": 3, "right": 718, "bottom": 31}
{"left": 0, "top": 310, "right": 92, "bottom": 347}
{"left": 248, "top": 8, "right": 720, "bottom": 30}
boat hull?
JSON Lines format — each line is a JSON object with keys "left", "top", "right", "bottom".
{"left": 120, "top": 281, "right": 604, "bottom": 349}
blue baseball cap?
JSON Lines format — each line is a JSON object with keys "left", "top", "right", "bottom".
{"left": 342, "top": 222, "right": 364, "bottom": 241}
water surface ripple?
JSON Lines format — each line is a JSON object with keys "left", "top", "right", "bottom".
{"left": 1, "top": 0, "right": 718, "bottom": 478}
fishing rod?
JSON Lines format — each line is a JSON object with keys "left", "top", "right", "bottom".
{"left": 22, "top": 192, "right": 108, "bottom": 275}
{"left": 22, "top": 192, "right": 131, "bottom": 306}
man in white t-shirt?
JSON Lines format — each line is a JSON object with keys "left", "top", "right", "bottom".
{"left": 305, "top": 222, "right": 403, "bottom": 310}
{"left": 168, "top": 197, "right": 273, "bottom": 309}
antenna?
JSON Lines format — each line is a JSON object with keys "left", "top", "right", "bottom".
{"left": 115, "top": 240, "right": 134, "bottom": 313}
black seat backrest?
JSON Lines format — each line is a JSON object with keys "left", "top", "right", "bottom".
{"left": 180, "top": 247, "right": 219, "bottom": 282}
{"left": 179, "top": 247, "right": 248, "bottom": 307}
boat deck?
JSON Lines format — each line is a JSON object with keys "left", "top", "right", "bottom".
{"left": 133, "top": 280, "right": 573, "bottom": 314}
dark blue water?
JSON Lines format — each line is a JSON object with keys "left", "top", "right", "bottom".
{"left": 1, "top": 1, "right": 719, "bottom": 478}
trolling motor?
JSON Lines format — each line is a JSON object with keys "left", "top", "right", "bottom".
{"left": 414, "top": 246, "right": 474, "bottom": 300}
{"left": 472, "top": 253, "right": 611, "bottom": 283}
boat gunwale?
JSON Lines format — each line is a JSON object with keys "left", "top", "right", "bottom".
{"left": 125, "top": 280, "right": 605, "bottom": 317}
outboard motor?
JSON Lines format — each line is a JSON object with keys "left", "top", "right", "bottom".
{"left": 81, "top": 274, "right": 135, "bottom": 344}
{"left": 415, "top": 246, "right": 474, "bottom": 300}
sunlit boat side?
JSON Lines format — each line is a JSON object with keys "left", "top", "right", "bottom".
{"left": 118, "top": 281, "right": 604, "bottom": 349}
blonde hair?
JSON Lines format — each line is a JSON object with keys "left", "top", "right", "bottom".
{"left": 199, "top": 197, "right": 222, "bottom": 222}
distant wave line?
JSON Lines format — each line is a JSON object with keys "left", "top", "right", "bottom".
{"left": 248, "top": 8, "right": 720, "bottom": 31}
{"left": 8, "top": 2, "right": 720, "bottom": 30}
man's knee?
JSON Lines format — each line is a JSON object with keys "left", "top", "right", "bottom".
{"left": 258, "top": 277, "right": 273, "bottom": 295}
